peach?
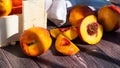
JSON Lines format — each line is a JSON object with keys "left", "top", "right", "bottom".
{"left": 10, "top": 5, "right": 22, "bottom": 14}
{"left": 12, "top": 0, "right": 22, "bottom": 7}
{"left": 0, "top": 0, "right": 12, "bottom": 16}
{"left": 20, "top": 27, "right": 52, "bottom": 57}
{"left": 50, "top": 26, "right": 78, "bottom": 40}
{"left": 10, "top": 0, "right": 22, "bottom": 14}
{"left": 98, "top": 5, "right": 120, "bottom": 32}
{"left": 50, "top": 28, "right": 61, "bottom": 38}
{"left": 69, "top": 4, "right": 94, "bottom": 27}
{"left": 55, "top": 34, "right": 80, "bottom": 55}
{"left": 78, "top": 15, "right": 103, "bottom": 44}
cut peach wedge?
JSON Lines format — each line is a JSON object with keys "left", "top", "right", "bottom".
{"left": 50, "top": 28, "right": 61, "bottom": 38}
{"left": 55, "top": 34, "right": 80, "bottom": 55}
{"left": 50, "top": 26, "right": 78, "bottom": 40}
{"left": 78, "top": 15, "right": 103, "bottom": 44}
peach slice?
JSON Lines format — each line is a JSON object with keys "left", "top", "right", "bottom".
{"left": 20, "top": 27, "right": 52, "bottom": 57}
{"left": 50, "top": 26, "right": 78, "bottom": 40}
{"left": 69, "top": 5, "right": 94, "bottom": 27}
{"left": 98, "top": 5, "right": 120, "bottom": 32}
{"left": 50, "top": 28, "right": 61, "bottom": 38}
{"left": 78, "top": 15, "right": 103, "bottom": 44}
{"left": 55, "top": 34, "right": 80, "bottom": 55}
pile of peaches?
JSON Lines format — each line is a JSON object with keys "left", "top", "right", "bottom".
{"left": 19, "top": 4, "right": 120, "bottom": 57}
{"left": 1, "top": 0, "right": 119, "bottom": 57}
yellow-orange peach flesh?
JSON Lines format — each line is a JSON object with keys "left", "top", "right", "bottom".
{"left": 50, "top": 26, "right": 78, "bottom": 40}
{"left": 55, "top": 34, "right": 79, "bottom": 55}
{"left": 78, "top": 15, "right": 103, "bottom": 44}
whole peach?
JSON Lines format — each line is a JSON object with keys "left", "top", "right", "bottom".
{"left": 20, "top": 27, "right": 52, "bottom": 57}
{"left": 0, "top": 0, "right": 12, "bottom": 16}
{"left": 98, "top": 5, "right": 120, "bottom": 32}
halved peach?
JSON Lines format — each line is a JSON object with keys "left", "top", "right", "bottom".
{"left": 55, "top": 34, "right": 80, "bottom": 55}
{"left": 69, "top": 5, "right": 94, "bottom": 27}
{"left": 50, "top": 26, "right": 78, "bottom": 40}
{"left": 78, "top": 15, "right": 103, "bottom": 44}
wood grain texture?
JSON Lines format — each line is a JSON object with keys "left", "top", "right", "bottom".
{"left": 0, "top": 22, "right": 120, "bottom": 68}
{"left": 1, "top": 42, "right": 40, "bottom": 68}
{"left": 0, "top": 49, "right": 12, "bottom": 68}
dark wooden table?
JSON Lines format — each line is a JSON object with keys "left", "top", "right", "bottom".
{"left": 0, "top": 22, "right": 120, "bottom": 68}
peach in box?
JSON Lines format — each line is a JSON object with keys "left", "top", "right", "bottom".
{"left": 78, "top": 15, "right": 103, "bottom": 45}
{"left": 10, "top": 0, "right": 22, "bottom": 14}
{"left": 55, "top": 34, "right": 80, "bottom": 55}
{"left": 12, "top": 0, "right": 22, "bottom": 7}
{"left": 20, "top": 27, "right": 52, "bottom": 57}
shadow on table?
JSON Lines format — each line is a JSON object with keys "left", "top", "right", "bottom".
{"left": 102, "top": 30, "right": 120, "bottom": 46}
{"left": 78, "top": 45, "right": 120, "bottom": 67}
{"left": 32, "top": 57, "right": 66, "bottom": 68}
{"left": 49, "top": 38, "right": 66, "bottom": 56}
{"left": 1, "top": 41, "right": 28, "bottom": 58}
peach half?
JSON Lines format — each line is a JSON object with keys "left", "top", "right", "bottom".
{"left": 78, "top": 15, "right": 103, "bottom": 44}
{"left": 98, "top": 5, "right": 120, "bottom": 32}
{"left": 55, "top": 34, "right": 80, "bottom": 55}
{"left": 69, "top": 5, "right": 94, "bottom": 27}
{"left": 20, "top": 27, "right": 52, "bottom": 57}
{"left": 50, "top": 26, "right": 78, "bottom": 40}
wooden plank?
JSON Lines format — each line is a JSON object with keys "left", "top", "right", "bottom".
{"left": 33, "top": 35, "right": 120, "bottom": 68}
{"left": 77, "top": 44, "right": 120, "bottom": 68}
{"left": 96, "top": 31, "right": 120, "bottom": 67}
{"left": 0, "top": 48, "right": 12, "bottom": 68}
{"left": 0, "top": 23, "right": 120, "bottom": 68}
{"left": 0, "top": 39, "right": 120, "bottom": 68}
{"left": 1, "top": 43, "right": 40, "bottom": 68}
